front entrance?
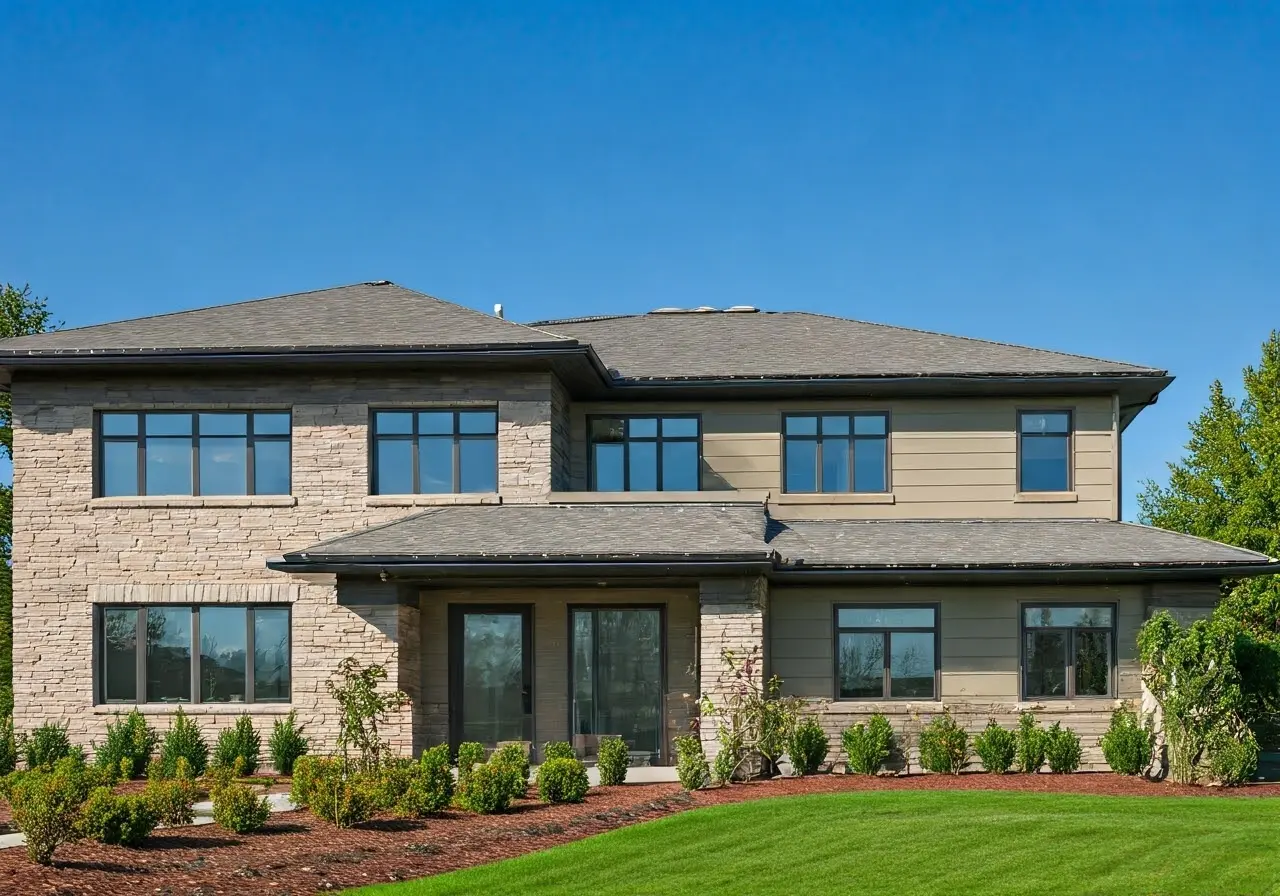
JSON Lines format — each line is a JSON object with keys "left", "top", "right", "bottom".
{"left": 448, "top": 605, "right": 533, "bottom": 750}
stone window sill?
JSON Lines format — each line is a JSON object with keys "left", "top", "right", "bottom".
{"left": 91, "top": 495, "right": 298, "bottom": 509}
{"left": 93, "top": 703, "right": 292, "bottom": 715}
{"left": 364, "top": 494, "right": 502, "bottom": 508}
{"left": 823, "top": 700, "right": 944, "bottom": 711}
{"left": 1013, "top": 491, "right": 1078, "bottom": 503}
{"left": 773, "top": 493, "right": 896, "bottom": 505}
{"left": 548, "top": 490, "right": 770, "bottom": 503}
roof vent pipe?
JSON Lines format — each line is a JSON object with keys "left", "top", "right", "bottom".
{"left": 494, "top": 303, "right": 504, "bottom": 319}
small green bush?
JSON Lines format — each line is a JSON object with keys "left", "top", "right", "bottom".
{"left": 24, "top": 722, "right": 73, "bottom": 770}
{"left": 490, "top": 743, "right": 531, "bottom": 800}
{"left": 1015, "top": 712, "right": 1047, "bottom": 774}
{"left": 1209, "top": 729, "right": 1259, "bottom": 786}
{"left": 158, "top": 708, "right": 208, "bottom": 779}
{"left": 1044, "top": 723, "right": 1082, "bottom": 774}
{"left": 94, "top": 710, "right": 158, "bottom": 780}
{"left": 674, "top": 734, "right": 710, "bottom": 791}
{"left": 212, "top": 780, "right": 271, "bottom": 833}
{"left": 290, "top": 755, "right": 321, "bottom": 808}
{"left": 542, "top": 740, "right": 575, "bottom": 762}
{"left": 842, "top": 715, "right": 894, "bottom": 775}
{"left": 918, "top": 711, "right": 968, "bottom": 775}
{"left": 456, "top": 742, "right": 485, "bottom": 781}
{"left": 8, "top": 763, "right": 88, "bottom": 864}
{"left": 143, "top": 775, "right": 199, "bottom": 827}
{"left": 455, "top": 760, "right": 520, "bottom": 814}
{"left": 301, "top": 758, "right": 377, "bottom": 827}
{"left": 536, "top": 757, "right": 590, "bottom": 803}
{"left": 267, "top": 711, "right": 309, "bottom": 775}
{"left": 712, "top": 744, "right": 741, "bottom": 785}
{"left": 212, "top": 715, "right": 260, "bottom": 776}
{"left": 596, "top": 736, "right": 629, "bottom": 786}
{"left": 1099, "top": 707, "right": 1155, "bottom": 776}
{"left": 0, "top": 716, "right": 18, "bottom": 775}
{"left": 787, "top": 718, "right": 829, "bottom": 776}
{"left": 392, "top": 745, "right": 454, "bottom": 816}
{"left": 79, "top": 786, "right": 158, "bottom": 847}
{"left": 973, "top": 721, "right": 1017, "bottom": 774}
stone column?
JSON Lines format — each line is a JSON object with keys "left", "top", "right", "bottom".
{"left": 697, "top": 576, "right": 768, "bottom": 764}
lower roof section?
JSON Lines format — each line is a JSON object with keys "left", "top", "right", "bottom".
{"left": 267, "top": 503, "right": 1277, "bottom": 582}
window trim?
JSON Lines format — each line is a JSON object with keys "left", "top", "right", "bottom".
{"left": 586, "top": 413, "right": 703, "bottom": 492}
{"left": 781, "top": 411, "right": 892, "bottom": 494}
{"left": 369, "top": 407, "right": 499, "bottom": 495}
{"left": 447, "top": 603, "right": 535, "bottom": 752}
{"left": 1018, "top": 601, "right": 1116, "bottom": 701}
{"left": 832, "top": 603, "right": 940, "bottom": 701}
{"left": 95, "top": 604, "right": 293, "bottom": 705}
{"left": 94, "top": 410, "right": 292, "bottom": 498}
{"left": 1016, "top": 408, "right": 1074, "bottom": 493}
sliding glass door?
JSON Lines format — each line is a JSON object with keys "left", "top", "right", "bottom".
{"left": 571, "top": 607, "right": 664, "bottom": 766}
{"left": 449, "top": 606, "right": 532, "bottom": 750}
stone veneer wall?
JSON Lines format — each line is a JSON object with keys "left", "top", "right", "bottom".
{"left": 697, "top": 577, "right": 768, "bottom": 763}
{"left": 10, "top": 368, "right": 566, "bottom": 757}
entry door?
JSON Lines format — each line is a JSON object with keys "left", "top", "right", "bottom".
{"left": 449, "top": 606, "right": 533, "bottom": 750}
{"left": 571, "top": 607, "right": 664, "bottom": 765}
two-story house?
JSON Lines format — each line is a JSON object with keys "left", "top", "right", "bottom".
{"left": 1, "top": 281, "right": 1273, "bottom": 770}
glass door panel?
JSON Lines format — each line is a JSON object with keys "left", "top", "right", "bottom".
{"left": 571, "top": 608, "right": 663, "bottom": 766}
{"left": 450, "top": 607, "right": 532, "bottom": 750}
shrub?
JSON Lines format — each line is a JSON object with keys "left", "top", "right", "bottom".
{"left": 596, "top": 736, "right": 629, "bottom": 786}
{"left": 674, "top": 734, "right": 710, "bottom": 791}
{"left": 8, "top": 763, "right": 88, "bottom": 864}
{"left": 536, "top": 757, "right": 590, "bottom": 804}
{"left": 712, "top": 742, "right": 742, "bottom": 785}
{"left": 490, "top": 743, "right": 531, "bottom": 799}
{"left": 1044, "top": 723, "right": 1082, "bottom": 774}
{"left": 973, "top": 721, "right": 1017, "bottom": 774}
{"left": 144, "top": 775, "right": 199, "bottom": 827}
{"left": 1015, "top": 712, "right": 1047, "bottom": 774}
{"left": 327, "top": 657, "right": 409, "bottom": 772}
{"left": 212, "top": 781, "right": 271, "bottom": 833}
{"left": 1208, "top": 729, "right": 1259, "bottom": 786}
{"left": 94, "top": 710, "right": 158, "bottom": 780}
{"left": 542, "top": 740, "right": 575, "bottom": 762}
{"left": 213, "top": 715, "right": 260, "bottom": 776}
{"left": 24, "top": 722, "right": 73, "bottom": 770}
{"left": 79, "top": 787, "right": 158, "bottom": 847}
{"left": 1099, "top": 707, "right": 1155, "bottom": 776}
{"left": 290, "top": 755, "right": 321, "bottom": 808}
{"left": 456, "top": 741, "right": 485, "bottom": 781}
{"left": 918, "top": 711, "right": 968, "bottom": 775}
{"left": 787, "top": 718, "right": 829, "bottom": 776}
{"left": 158, "top": 708, "right": 208, "bottom": 779}
{"left": 0, "top": 716, "right": 17, "bottom": 776}
{"left": 302, "top": 758, "right": 376, "bottom": 827}
{"left": 842, "top": 715, "right": 894, "bottom": 775}
{"left": 455, "top": 760, "right": 520, "bottom": 814}
{"left": 267, "top": 711, "right": 309, "bottom": 775}
{"left": 393, "top": 745, "right": 454, "bottom": 816}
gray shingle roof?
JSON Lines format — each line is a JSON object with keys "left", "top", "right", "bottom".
{"left": 531, "top": 311, "right": 1162, "bottom": 380}
{"left": 0, "top": 282, "right": 570, "bottom": 354}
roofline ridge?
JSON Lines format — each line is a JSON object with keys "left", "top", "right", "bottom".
{"left": 525, "top": 313, "right": 642, "bottom": 327}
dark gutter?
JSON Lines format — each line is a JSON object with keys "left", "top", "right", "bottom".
{"left": 266, "top": 558, "right": 775, "bottom": 577}
{"left": 769, "top": 562, "right": 1278, "bottom": 584}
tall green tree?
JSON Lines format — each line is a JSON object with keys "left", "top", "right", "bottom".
{"left": 1, "top": 283, "right": 58, "bottom": 716}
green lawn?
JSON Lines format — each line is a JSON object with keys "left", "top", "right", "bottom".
{"left": 348, "top": 790, "right": 1280, "bottom": 896}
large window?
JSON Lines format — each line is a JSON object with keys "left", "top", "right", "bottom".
{"left": 589, "top": 415, "right": 700, "bottom": 491}
{"left": 98, "top": 411, "right": 291, "bottom": 497}
{"left": 371, "top": 409, "right": 498, "bottom": 495}
{"left": 784, "top": 413, "right": 889, "bottom": 493}
{"left": 99, "top": 605, "right": 291, "bottom": 704}
{"left": 835, "top": 606, "right": 937, "bottom": 700}
{"left": 1022, "top": 605, "right": 1113, "bottom": 699}
{"left": 1018, "top": 410, "right": 1072, "bottom": 492}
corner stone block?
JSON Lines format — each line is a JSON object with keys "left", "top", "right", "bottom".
{"left": 697, "top": 576, "right": 768, "bottom": 762}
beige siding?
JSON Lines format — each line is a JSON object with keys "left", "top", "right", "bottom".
{"left": 569, "top": 396, "right": 1117, "bottom": 519}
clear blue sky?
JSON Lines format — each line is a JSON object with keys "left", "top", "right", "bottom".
{"left": 2, "top": 2, "right": 1276, "bottom": 516}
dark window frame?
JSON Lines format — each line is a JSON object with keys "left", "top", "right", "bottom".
{"left": 832, "top": 603, "right": 940, "bottom": 701}
{"left": 1016, "top": 409, "right": 1074, "bottom": 493}
{"left": 1019, "top": 602, "right": 1116, "bottom": 700}
{"left": 95, "top": 604, "right": 292, "bottom": 705}
{"left": 782, "top": 412, "right": 891, "bottom": 494}
{"left": 447, "top": 604, "right": 534, "bottom": 752}
{"left": 586, "top": 413, "right": 703, "bottom": 491}
{"left": 369, "top": 407, "right": 499, "bottom": 495}
{"left": 566, "top": 603, "right": 668, "bottom": 764}
{"left": 94, "top": 410, "right": 292, "bottom": 497}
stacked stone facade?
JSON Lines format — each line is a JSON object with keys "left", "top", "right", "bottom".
{"left": 697, "top": 577, "right": 768, "bottom": 763}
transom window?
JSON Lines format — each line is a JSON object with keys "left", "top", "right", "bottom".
{"left": 99, "top": 605, "right": 290, "bottom": 704}
{"left": 784, "top": 413, "right": 889, "bottom": 493}
{"left": 98, "top": 411, "right": 291, "bottom": 497}
{"left": 835, "top": 606, "right": 937, "bottom": 700}
{"left": 371, "top": 409, "right": 498, "bottom": 495}
{"left": 1018, "top": 410, "right": 1072, "bottom": 492}
{"left": 1022, "top": 605, "right": 1113, "bottom": 699}
{"left": 589, "top": 415, "right": 701, "bottom": 491}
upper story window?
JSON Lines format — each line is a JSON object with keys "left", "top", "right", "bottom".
{"left": 1018, "top": 410, "right": 1072, "bottom": 492}
{"left": 589, "top": 415, "right": 701, "bottom": 491}
{"left": 98, "top": 411, "right": 291, "bottom": 497}
{"left": 836, "top": 605, "right": 938, "bottom": 700}
{"left": 1022, "top": 605, "right": 1113, "bottom": 699}
{"left": 371, "top": 409, "right": 498, "bottom": 495}
{"left": 783, "top": 413, "right": 889, "bottom": 493}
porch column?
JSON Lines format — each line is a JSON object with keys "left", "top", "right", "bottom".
{"left": 698, "top": 576, "right": 768, "bottom": 763}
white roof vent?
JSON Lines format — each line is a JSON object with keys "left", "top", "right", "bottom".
{"left": 694, "top": 305, "right": 717, "bottom": 312}
{"left": 650, "top": 307, "right": 686, "bottom": 313}
{"left": 724, "top": 305, "right": 759, "bottom": 312}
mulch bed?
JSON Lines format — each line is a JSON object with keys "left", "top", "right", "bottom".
{"left": 0, "top": 773, "right": 1277, "bottom": 895}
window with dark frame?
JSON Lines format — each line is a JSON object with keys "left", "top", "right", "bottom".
{"left": 1022, "top": 605, "right": 1113, "bottom": 699}
{"left": 588, "top": 415, "right": 701, "bottom": 491}
{"left": 835, "top": 606, "right": 937, "bottom": 700}
{"left": 1018, "top": 410, "right": 1072, "bottom": 492}
{"left": 784, "top": 413, "right": 889, "bottom": 493}
{"left": 371, "top": 409, "right": 498, "bottom": 495}
{"left": 99, "top": 605, "right": 291, "bottom": 704}
{"left": 98, "top": 411, "right": 291, "bottom": 497}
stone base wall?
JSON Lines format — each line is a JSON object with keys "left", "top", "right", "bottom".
{"left": 697, "top": 576, "right": 768, "bottom": 764}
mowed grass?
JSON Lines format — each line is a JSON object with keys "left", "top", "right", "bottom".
{"left": 348, "top": 790, "right": 1280, "bottom": 896}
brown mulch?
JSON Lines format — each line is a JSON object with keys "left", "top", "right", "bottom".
{"left": 0, "top": 773, "right": 1277, "bottom": 895}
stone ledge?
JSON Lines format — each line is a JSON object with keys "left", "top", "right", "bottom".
{"left": 1013, "top": 491, "right": 1078, "bottom": 503}
{"left": 364, "top": 494, "right": 502, "bottom": 507}
{"left": 772, "top": 492, "right": 895, "bottom": 505}
{"left": 90, "top": 495, "right": 298, "bottom": 509}
{"left": 92, "top": 703, "right": 293, "bottom": 715}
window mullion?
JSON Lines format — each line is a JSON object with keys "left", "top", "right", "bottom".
{"left": 814, "top": 436, "right": 823, "bottom": 492}
{"left": 882, "top": 631, "right": 892, "bottom": 699}
{"left": 190, "top": 607, "right": 201, "bottom": 704}
{"left": 410, "top": 419, "right": 421, "bottom": 494}
{"left": 246, "top": 416, "right": 256, "bottom": 496}
{"left": 137, "top": 413, "right": 147, "bottom": 496}
{"left": 246, "top": 608, "right": 256, "bottom": 705}
{"left": 136, "top": 607, "right": 147, "bottom": 704}
{"left": 655, "top": 433, "right": 664, "bottom": 490}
